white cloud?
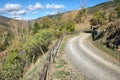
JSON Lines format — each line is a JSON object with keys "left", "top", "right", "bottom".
{"left": 46, "top": 4, "right": 65, "bottom": 9}
{"left": 0, "top": 3, "right": 27, "bottom": 19}
{"left": 11, "top": 15, "right": 22, "bottom": 20}
{"left": 0, "top": 2, "right": 66, "bottom": 20}
{"left": 4, "top": 3, "right": 22, "bottom": 12}
{"left": 0, "top": 3, "right": 23, "bottom": 14}
{"left": 11, "top": 15, "right": 30, "bottom": 21}
{"left": 28, "top": 2, "right": 43, "bottom": 11}
{"left": 32, "top": 11, "right": 38, "bottom": 14}
{"left": 0, "top": 8, "right": 5, "bottom": 14}
{"left": 9, "top": 10, "right": 26, "bottom": 15}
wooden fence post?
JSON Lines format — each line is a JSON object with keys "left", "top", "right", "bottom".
{"left": 39, "top": 35, "right": 64, "bottom": 80}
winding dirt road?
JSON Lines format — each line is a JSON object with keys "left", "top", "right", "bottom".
{"left": 65, "top": 33, "right": 120, "bottom": 80}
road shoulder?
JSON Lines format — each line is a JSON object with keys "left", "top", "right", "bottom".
{"left": 87, "top": 34, "right": 120, "bottom": 66}
{"left": 49, "top": 34, "right": 85, "bottom": 80}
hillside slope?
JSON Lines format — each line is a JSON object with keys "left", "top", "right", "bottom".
{"left": 0, "top": 16, "right": 28, "bottom": 51}
{"left": 89, "top": 1, "right": 120, "bottom": 58}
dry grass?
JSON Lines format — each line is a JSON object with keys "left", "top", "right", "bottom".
{"left": 22, "top": 54, "right": 47, "bottom": 80}
{"left": 76, "top": 15, "right": 91, "bottom": 32}
{"left": 49, "top": 34, "right": 85, "bottom": 80}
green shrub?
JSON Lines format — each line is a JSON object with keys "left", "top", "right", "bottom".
{"left": 66, "top": 22, "right": 75, "bottom": 32}
{"left": 75, "top": 9, "right": 86, "bottom": 23}
{"left": 1, "top": 28, "right": 54, "bottom": 79}
{"left": 115, "top": 6, "right": 120, "bottom": 18}
{"left": 90, "top": 11, "right": 106, "bottom": 26}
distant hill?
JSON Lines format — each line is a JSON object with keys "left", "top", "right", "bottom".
{"left": 0, "top": 0, "right": 120, "bottom": 33}
{"left": 32, "top": 1, "right": 120, "bottom": 24}
{"left": 0, "top": 16, "right": 11, "bottom": 22}
{"left": 0, "top": 15, "right": 28, "bottom": 34}
{"left": 31, "top": 10, "right": 79, "bottom": 25}
{"left": 0, "top": 15, "right": 28, "bottom": 47}
{"left": 0, "top": 0, "right": 119, "bottom": 32}
{"left": 0, "top": 16, "right": 11, "bottom": 30}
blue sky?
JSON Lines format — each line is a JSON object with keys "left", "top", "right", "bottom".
{"left": 0, "top": 0, "right": 108, "bottom": 20}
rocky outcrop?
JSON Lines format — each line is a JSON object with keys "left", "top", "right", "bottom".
{"left": 100, "top": 22, "right": 120, "bottom": 50}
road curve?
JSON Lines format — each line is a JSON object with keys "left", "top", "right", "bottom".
{"left": 65, "top": 33, "right": 120, "bottom": 80}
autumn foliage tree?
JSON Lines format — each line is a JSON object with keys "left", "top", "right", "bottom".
{"left": 39, "top": 17, "right": 52, "bottom": 29}
{"left": 90, "top": 11, "right": 106, "bottom": 26}
{"left": 75, "top": 8, "right": 87, "bottom": 23}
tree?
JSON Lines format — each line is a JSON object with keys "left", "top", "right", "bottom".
{"left": 2, "top": 31, "right": 13, "bottom": 50}
{"left": 109, "top": 11, "right": 117, "bottom": 22}
{"left": 32, "top": 22, "right": 40, "bottom": 34}
{"left": 90, "top": 11, "right": 106, "bottom": 26}
{"left": 75, "top": 9, "right": 87, "bottom": 23}
{"left": 28, "top": 26, "right": 32, "bottom": 32}
{"left": 66, "top": 22, "right": 75, "bottom": 32}
{"left": 39, "top": 17, "right": 52, "bottom": 29}
{"left": 115, "top": 6, "right": 120, "bottom": 18}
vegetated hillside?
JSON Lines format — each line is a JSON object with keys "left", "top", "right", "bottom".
{"left": 30, "top": 10, "right": 78, "bottom": 27}
{"left": 0, "top": 9, "right": 76, "bottom": 79}
{"left": 29, "top": 0, "right": 120, "bottom": 52}
{"left": 0, "top": 15, "right": 28, "bottom": 51}
{"left": 89, "top": 1, "right": 120, "bottom": 13}
{"left": 0, "top": 0, "right": 120, "bottom": 79}
{"left": 0, "top": 16, "right": 11, "bottom": 33}
{"left": 89, "top": 0, "right": 120, "bottom": 52}
{"left": 0, "top": 0, "right": 119, "bottom": 56}
{"left": 0, "top": 15, "right": 28, "bottom": 29}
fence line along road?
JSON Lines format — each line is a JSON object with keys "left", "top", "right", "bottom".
{"left": 39, "top": 34, "right": 64, "bottom": 80}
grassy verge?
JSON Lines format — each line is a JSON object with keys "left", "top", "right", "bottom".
{"left": 49, "top": 33, "right": 84, "bottom": 80}
{"left": 89, "top": 35, "right": 120, "bottom": 61}
{"left": 22, "top": 33, "right": 83, "bottom": 80}
{"left": 22, "top": 54, "right": 47, "bottom": 80}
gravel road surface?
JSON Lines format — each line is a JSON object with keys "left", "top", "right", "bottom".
{"left": 65, "top": 33, "right": 120, "bottom": 80}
